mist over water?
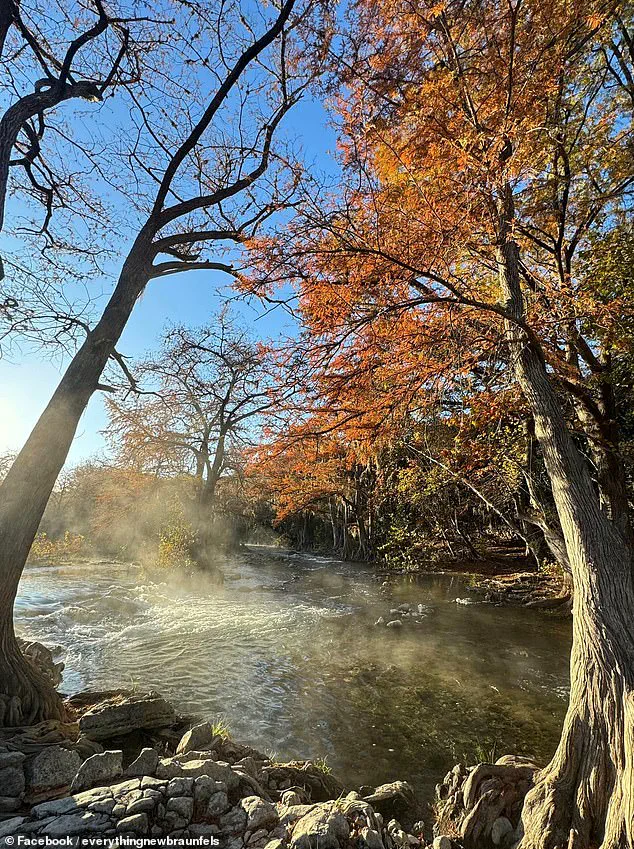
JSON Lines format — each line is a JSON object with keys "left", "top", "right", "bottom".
{"left": 15, "top": 547, "right": 571, "bottom": 802}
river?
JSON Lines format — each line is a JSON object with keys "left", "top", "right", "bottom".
{"left": 14, "top": 546, "right": 571, "bottom": 802}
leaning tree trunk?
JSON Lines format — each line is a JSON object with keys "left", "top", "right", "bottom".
{"left": 497, "top": 227, "right": 634, "bottom": 849}
{"left": 0, "top": 238, "right": 150, "bottom": 725}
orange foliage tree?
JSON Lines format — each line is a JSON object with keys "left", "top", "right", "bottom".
{"left": 245, "top": 0, "right": 634, "bottom": 845}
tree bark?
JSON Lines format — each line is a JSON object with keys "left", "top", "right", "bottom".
{"left": 496, "top": 229, "right": 634, "bottom": 849}
{"left": 0, "top": 235, "right": 150, "bottom": 724}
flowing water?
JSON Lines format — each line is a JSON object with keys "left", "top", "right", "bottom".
{"left": 15, "top": 547, "right": 571, "bottom": 802}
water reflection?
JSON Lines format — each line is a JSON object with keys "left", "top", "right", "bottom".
{"left": 15, "top": 547, "right": 571, "bottom": 801}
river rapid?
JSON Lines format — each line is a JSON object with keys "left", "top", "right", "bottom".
{"left": 15, "top": 547, "right": 571, "bottom": 802}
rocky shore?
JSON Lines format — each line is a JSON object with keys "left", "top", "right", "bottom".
{"left": 0, "top": 643, "right": 538, "bottom": 848}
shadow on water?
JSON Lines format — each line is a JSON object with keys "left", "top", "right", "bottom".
{"left": 15, "top": 546, "right": 571, "bottom": 802}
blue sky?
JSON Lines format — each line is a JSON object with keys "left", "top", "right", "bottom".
{"left": 0, "top": 95, "right": 339, "bottom": 465}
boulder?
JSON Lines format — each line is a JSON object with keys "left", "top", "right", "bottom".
{"left": 0, "top": 818, "right": 26, "bottom": 837}
{"left": 78, "top": 692, "right": 176, "bottom": 741}
{"left": 125, "top": 747, "right": 159, "bottom": 777}
{"left": 291, "top": 802, "right": 350, "bottom": 849}
{"left": 385, "top": 620, "right": 403, "bottom": 629}
{"left": 363, "top": 782, "right": 418, "bottom": 828}
{"left": 176, "top": 722, "right": 220, "bottom": 755}
{"left": 167, "top": 796, "right": 194, "bottom": 821}
{"left": 433, "top": 838, "right": 453, "bottom": 849}
{"left": 491, "top": 816, "right": 513, "bottom": 845}
{"left": 207, "top": 791, "right": 231, "bottom": 817}
{"left": 219, "top": 805, "right": 248, "bottom": 836}
{"left": 0, "top": 766, "right": 25, "bottom": 797}
{"left": 241, "top": 796, "right": 279, "bottom": 832}
{"left": 70, "top": 750, "right": 123, "bottom": 793}
{"left": 42, "top": 812, "right": 110, "bottom": 836}
{"left": 157, "top": 757, "right": 239, "bottom": 790}
{"left": 116, "top": 813, "right": 150, "bottom": 835}
{"left": 27, "top": 746, "right": 82, "bottom": 794}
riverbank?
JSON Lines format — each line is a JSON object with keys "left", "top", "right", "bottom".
{"left": 0, "top": 683, "right": 537, "bottom": 849}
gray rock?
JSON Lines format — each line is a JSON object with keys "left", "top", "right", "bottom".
{"left": 31, "top": 797, "right": 79, "bottom": 818}
{"left": 241, "top": 796, "right": 279, "bottom": 832}
{"left": 278, "top": 805, "right": 316, "bottom": 828}
{"left": 491, "top": 816, "right": 514, "bottom": 846}
{"left": 176, "top": 722, "right": 220, "bottom": 755}
{"left": 125, "top": 747, "right": 160, "bottom": 778}
{"left": 385, "top": 620, "right": 403, "bottom": 629}
{"left": 87, "top": 798, "right": 117, "bottom": 815}
{"left": 191, "top": 824, "right": 221, "bottom": 837}
{"left": 79, "top": 693, "right": 176, "bottom": 741}
{"left": 27, "top": 747, "right": 82, "bottom": 792}
{"left": 236, "top": 757, "right": 259, "bottom": 778}
{"left": 194, "top": 776, "right": 227, "bottom": 803}
{"left": 0, "top": 767, "right": 24, "bottom": 797}
{"left": 116, "top": 813, "right": 149, "bottom": 835}
{"left": 109, "top": 778, "right": 142, "bottom": 796}
{"left": 141, "top": 776, "right": 167, "bottom": 790}
{"left": 0, "top": 797, "right": 20, "bottom": 812}
{"left": 126, "top": 797, "right": 156, "bottom": 816}
{"left": 73, "top": 787, "right": 114, "bottom": 806}
{"left": 280, "top": 791, "right": 304, "bottom": 807}
{"left": 0, "top": 818, "right": 26, "bottom": 837}
{"left": 291, "top": 803, "right": 350, "bottom": 849}
{"left": 166, "top": 777, "right": 194, "bottom": 797}
{"left": 158, "top": 757, "right": 239, "bottom": 790}
{"left": 42, "top": 812, "right": 110, "bottom": 836}
{"left": 0, "top": 752, "right": 25, "bottom": 769}
{"left": 207, "top": 791, "right": 231, "bottom": 817}
{"left": 71, "top": 750, "right": 123, "bottom": 793}
{"left": 359, "top": 827, "right": 384, "bottom": 849}
{"left": 219, "top": 805, "right": 248, "bottom": 835}
{"left": 167, "top": 796, "right": 194, "bottom": 821}
{"left": 363, "top": 782, "right": 418, "bottom": 826}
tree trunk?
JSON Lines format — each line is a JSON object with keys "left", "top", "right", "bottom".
{"left": 0, "top": 240, "right": 149, "bottom": 724}
{"left": 496, "top": 229, "right": 634, "bottom": 849}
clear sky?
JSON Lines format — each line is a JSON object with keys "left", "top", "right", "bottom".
{"left": 0, "top": 95, "right": 339, "bottom": 466}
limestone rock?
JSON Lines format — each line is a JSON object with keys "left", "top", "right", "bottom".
{"left": 207, "top": 791, "right": 231, "bottom": 817}
{"left": 116, "top": 813, "right": 149, "bottom": 835}
{"left": 0, "top": 766, "right": 24, "bottom": 798}
{"left": 491, "top": 816, "right": 514, "bottom": 845}
{"left": 176, "top": 722, "right": 220, "bottom": 755}
{"left": 0, "top": 818, "right": 25, "bottom": 837}
{"left": 78, "top": 692, "right": 176, "bottom": 741}
{"left": 291, "top": 803, "right": 350, "bottom": 849}
{"left": 157, "top": 757, "right": 239, "bottom": 790}
{"left": 219, "top": 805, "right": 248, "bottom": 836}
{"left": 125, "top": 748, "right": 160, "bottom": 777}
{"left": 359, "top": 827, "right": 384, "bottom": 849}
{"left": 167, "top": 796, "right": 194, "bottom": 821}
{"left": 27, "top": 746, "right": 82, "bottom": 793}
{"left": 0, "top": 752, "right": 26, "bottom": 769}
{"left": 70, "top": 750, "right": 123, "bottom": 793}
{"left": 42, "top": 812, "right": 110, "bottom": 836}
{"left": 363, "top": 782, "right": 418, "bottom": 828}
{"left": 241, "top": 796, "right": 279, "bottom": 832}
